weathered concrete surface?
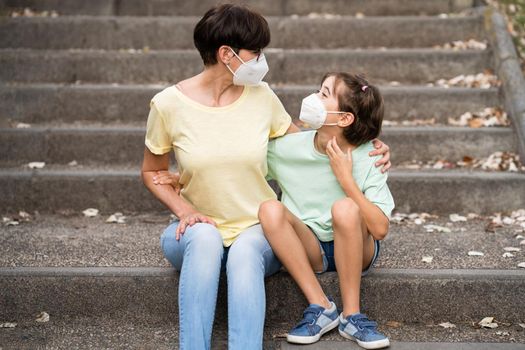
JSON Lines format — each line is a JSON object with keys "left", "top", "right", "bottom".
{"left": 1, "top": 318, "right": 524, "bottom": 350}
{"left": 1, "top": 214, "right": 524, "bottom": 270}
{"left": 0, "top": 125, "right": 516, "bottom": 164}
{"left": 0, "top": 15, "right": 485, "bottom": 50}
{"left": 0, "top": 0, "right": 476, "bottom": 16}
{"left": 0, "top": 84, "right": 500, "bottom": 124}
{"left": 0, "top": 168, "right": 523, "bottom": 214}
{"left": 485, "top": 8, "right": 525, "bottom": 162}
{"left": 0, "top": 49, "right": 491, "bottom": 84}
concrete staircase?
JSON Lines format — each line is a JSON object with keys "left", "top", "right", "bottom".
{"left": 1, "top": 0, "right": 524, "bottom": 348}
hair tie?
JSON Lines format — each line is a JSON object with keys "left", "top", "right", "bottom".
{"left": 361, "top": 85, "right": 368, "bottom": 92}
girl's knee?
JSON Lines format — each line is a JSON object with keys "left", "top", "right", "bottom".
{"left": 258, "top": 199, "right": 285, "bottom": 223}
{"left": 331, "top": 198, "right": 360, "bottom": 225}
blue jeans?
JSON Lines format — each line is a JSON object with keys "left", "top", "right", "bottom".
{"left": 160, "top": 221, "right": 282, "bottom": 350}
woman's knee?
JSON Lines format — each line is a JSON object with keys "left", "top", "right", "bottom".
{"left": 161, "top": 222, "right": 223, "bottom": 265}
{"left": 331, "top": 198, "right": 361, "bottom": 226}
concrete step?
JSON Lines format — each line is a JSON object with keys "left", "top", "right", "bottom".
{"left": 0, "top": 15, "right": 485, "bottom": 50}
{"left": 0, "top": 48, "right": 491, "bottom": 85}
{"left": 0, "top": 0, "right": 477, "bottom": 17}
{"left": 0, "top": 84, "right": 500, "bottom": 125}
{"left": 2, "top": 317, "right": 524, "bottom": 349}
{"left": 0, "top": 124, "right": 516, "bottom": 165}
{"left": 1, "top": 266, "right": 523, "bottom": 326}
{"left": 2, "top": 214, "right": 524, "bottom": 270}
{"left": 0, "top": 167, "right": 523, "bottom": 214}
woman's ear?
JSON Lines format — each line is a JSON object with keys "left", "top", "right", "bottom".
{"left": 339, "top": 112, "right": 355, "bottom": 127}
{"left": 217, "top": 46, "right": 234, "bottom": 65}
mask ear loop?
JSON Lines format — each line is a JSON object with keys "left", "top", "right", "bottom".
{"left": 322, "top": 111, "right": 354, "bottom": 126}
{"left": 225, "top": 47, "right": 245, "bottom": 77}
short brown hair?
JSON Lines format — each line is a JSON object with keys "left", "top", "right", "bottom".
{"left": 193, "top": 4, "right": 271, "bottom": 66}
{"left": 323, "top": 72, "right": 384, "bottom": 146}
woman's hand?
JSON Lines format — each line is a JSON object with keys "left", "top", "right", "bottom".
{"left": 370, "top": 139, "right": 391, "bottom": 173}
{"left": 175, "top": 210, "right": 217, "bottom": 240}
{"left": 326, "top": 136, "right": 354, "bottom": 187}
{"left": 153, "top": 170, "right": 182, "bottom": 194}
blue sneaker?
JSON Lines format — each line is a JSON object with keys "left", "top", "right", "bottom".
{"left": 286, "top": 298, "right": 339, "bottom": 344}
{"left": 338, "top": 312, "right": 390, "bottom": 349}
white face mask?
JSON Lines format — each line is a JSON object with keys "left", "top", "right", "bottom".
{"left": 226, "top": 48, "right": 269, "bottom": 86}
{"left": 299, "top": 93, "right": 348, "bottom": 129}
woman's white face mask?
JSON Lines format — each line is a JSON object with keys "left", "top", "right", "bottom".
{"left": 226, "top": 48, "right": 269, "bottom": 86}
{"left": 299, "top": 93, "right": 348, "bottom": 129}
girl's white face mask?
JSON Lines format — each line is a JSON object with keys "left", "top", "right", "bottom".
{"left": 226, "top": 48, "right": 269, "bottom": 86}
{"left": 299, "top": 93, "right": 348, "bottom": 129}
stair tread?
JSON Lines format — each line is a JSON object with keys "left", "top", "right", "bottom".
{"left": 1, "top": 214, "right": 524, "bottom": 269}
{"left": 1, "top": 316, "right": 524, "bottom": 349}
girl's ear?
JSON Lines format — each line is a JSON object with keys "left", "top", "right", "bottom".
{"left": 339, "top": 112, "right": 355, "bottom": 127}
{"left": 217, "top": 46, "right": 234, "bottom": 65}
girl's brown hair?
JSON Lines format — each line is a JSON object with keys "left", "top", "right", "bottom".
{"left": 323, "top": 72, "right": 384, "bottom": 146}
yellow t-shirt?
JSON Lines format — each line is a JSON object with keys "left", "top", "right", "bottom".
{"left": 145, "top": 82, "right": 292, "bottom": 246}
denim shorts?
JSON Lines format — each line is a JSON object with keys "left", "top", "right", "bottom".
{"left": 315, "top": 237, "right": 381, "bottom": 277}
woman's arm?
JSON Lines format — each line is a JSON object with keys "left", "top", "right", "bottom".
{"left": 284, "top": 121, "right": 301, "bottom": 134}
{"left": 371, "top": 139, "right": 391, "bottom": 173}
{"left": 326, "top": 138, "right": 389, "bottom": 240}
{"left": 141, "top": 148, "right": 216, "bottom": 238}
{"left": 283, "top": 122, "right": 392, "bottom": 173}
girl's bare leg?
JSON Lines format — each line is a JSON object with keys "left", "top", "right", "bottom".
{"left": 332, "top": 198, "right": 376, "bottom": 317}
{"left": 259, "top": 199, "right": 330, "bottom": 308}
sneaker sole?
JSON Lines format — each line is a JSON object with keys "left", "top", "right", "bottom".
{"left": 286, "top": 318, "right": 340, "bottom": 345}
{"left": 338, "top": 328, "right": 390, "bottom": 349}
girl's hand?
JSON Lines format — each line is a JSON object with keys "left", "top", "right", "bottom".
{"left": 326, "top": 136, "right": 354, "bottom": 186}
{"left": 370, "top": 139, "right": 391, "bottom": 173}
{"left": 153, "top": 171, "right": 182, "bottom": 194}
{"left": 176, "top": 210, "right": 217, "bottom": 240}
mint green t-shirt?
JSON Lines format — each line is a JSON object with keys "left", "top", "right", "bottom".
{"left": 267, "top": 130, "right": 395, "bottom": 242}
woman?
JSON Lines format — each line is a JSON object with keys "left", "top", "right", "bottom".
{"left": 141, "top": 4, "right": 391, "bottom": 349}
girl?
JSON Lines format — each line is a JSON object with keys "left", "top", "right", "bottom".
{"left": 258, "top": 72, "right": 394, "bottom": 349}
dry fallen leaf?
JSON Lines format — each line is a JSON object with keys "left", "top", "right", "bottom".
{"left": 422, "top": 256, "right": 434, "bottom": 263}
{"left": 434, "top": 72, "right": 500, "bottom": 89}
{"left": 449, "top": 214, "right": 467, "bottom": 222}
{"left": 479, "top": 317, "right": 498, "bottom": 329}
{"left": 386, "top": 320, "right": 403, "bottom": 328}
{"left": 0, "top": 322, "right": 17, "bottom": 328}
{"left": 16, "top": 123, "right": 31, "bottom": 128}
{"left": 106, "top": 212, "right": 126, "bottom": 224}
{"left": 448, "top": 107, "right": 509, "bottom": 128}
{"left": 468, "top": 251, "right": 485, "bottom": 256}
{"left": 434, "top": 39, "right": 487, "bottom": 51}
{"left": 28, "top": 162, "right": 45, "bottom": 169}
{"left": 503, "top": 247, "right": 521, "bottom": 252}
{"left": 35, "top": 311, "right": 49, "bottom": 323}
{"left": 82, "top": 208, "right": 99, "bottom": 217}
{"left": 3, "top": 217, "right": 19, "bottom": 226}
{"left": 424, "top": 225, "right": 451, "bottom": 233}
{"left": 439, "top": 322, "right": 457, "bottom": 328}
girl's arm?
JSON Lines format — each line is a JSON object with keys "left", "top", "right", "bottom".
{"left": 326, "top": 137, "right": 389, "bottom": 240}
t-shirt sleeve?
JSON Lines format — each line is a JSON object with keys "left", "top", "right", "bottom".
{"left": 144, "top": 99, "right": 172, "bottom": 155}
{"left": 267, "top": 86, "right": 292, "bottom": 139}
{"left": 363, "top": 161, "right": 395, "bottom": 219}
{"left": 266, "top": 139, "right": 278, "bottom": 181}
